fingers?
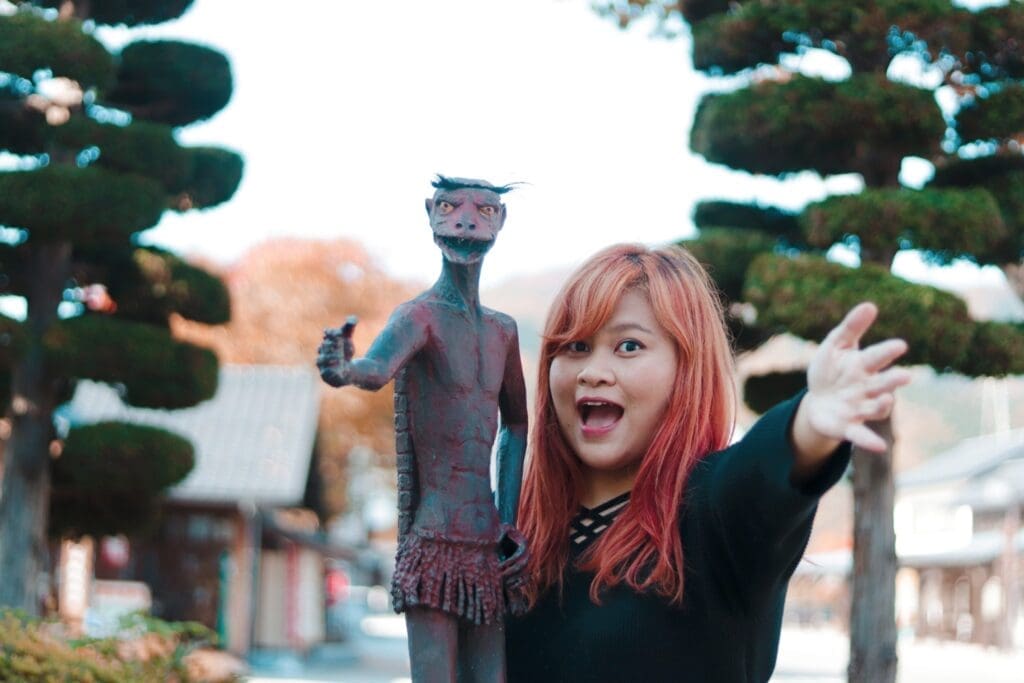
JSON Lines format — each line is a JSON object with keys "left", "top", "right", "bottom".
{"left": 824, "top": 302, "right": 878, "bottom": 350}
{"left": 340, "top": 315, "right": 358, "bottom": 338}
{"left": 855, "top": 393, "right": 894, "bottom": 421}
{"left": 863, "top": 366, "right": 913, "bottom": 398}
{"left": 845, "top": 423, "right": 887, "bottom": 453}
{"left": 860, "top": 338, "right": 908, "bottom": 373}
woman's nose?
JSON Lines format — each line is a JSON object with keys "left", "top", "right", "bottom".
{"left": 577, "top": 361, "right": 614, "bottom": 387}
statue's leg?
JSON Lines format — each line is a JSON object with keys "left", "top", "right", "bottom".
{"left": 457, "top": 618, "right": 506, "bottom": 683}
{"left": 406, "top": 606, "right": 458, "bottom": 683}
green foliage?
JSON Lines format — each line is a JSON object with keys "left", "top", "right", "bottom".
{"left": 692, "top": 0, "right": 968, "bottom": 74}
{"left": 0, "top": 609, "right": 221, "bottom": 682}
{"left": 56, "top": 422, "right": 193, "bottom": 495}
{"left": 691, "top": 74, "right": 943, "bottom": 179}
{"left": 682, "top": 227, "right": 778, "bottom": 301}
{"left": 50, "top": 422, "right": 193, "bottom": 538}
{"left": 44, "top": 315, "right": 218, "bottom": 408}
{"left": 56, "top": 118, "right": 193, "bottom": 192}
{"left": 0, "top": 166, "right": 166, "bottom": 244}
{"left": 802, "top": 187, "right": 1007, "bottom": 265}
{"left": 25, "top": 0, "right": 196, "bottom": 27}
{"left": 957, "top": 83, "right": 1024, "bottom": 144}
{"left": 7, "top": 117, "right": 243, "bottom": 209}
{"left": 105, "top": 40, "right": 233, "bottom": 127}
{"left": 954, "top": 321, "right": 1024, "bottom": 378}
{"left": 0, "top": 0, "right": 236, "bottom": 573}
{"left": 0, "top": 104, "right": 47, "bottom": 156}
{"left": 180, "top": 147, "right": 245, "bottom": 209}
{"left": 75, "top": 245, "right": 230, "bottom": 325}
{"left": 966, "top": 3, "right": 1024, "bottom": 79}
{"left": 744, "top": 254, "right": 975, "bottom": 370}
{"left": 930, "top": 153, "right": 1024, "bottom": 187}
{"left": 744, "top": 370, "right": 807, "bottom": 415}
{"left": 0, "top": 12, "right": 114, "bottom": 88}
{"left": 930, "top": 158, "right": 1024, "bottom": 261}
{"left": 693, "top": 200, "right": 803, "bottom": 243}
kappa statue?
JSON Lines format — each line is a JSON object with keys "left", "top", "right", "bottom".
{"left": 317, "top": 175, "right": 529, "bottom": 682}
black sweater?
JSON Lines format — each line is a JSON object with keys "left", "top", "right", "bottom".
{"left": 506, "top": 394, "right": 851, "bottom": 683}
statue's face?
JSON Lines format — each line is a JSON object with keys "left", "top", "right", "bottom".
{"left": 425, "top": 186, "right": 506, "bottom": 265}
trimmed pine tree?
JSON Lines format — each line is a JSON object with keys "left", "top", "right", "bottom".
{"left": 0, "top": 0, "right": 241, "bottom": 613}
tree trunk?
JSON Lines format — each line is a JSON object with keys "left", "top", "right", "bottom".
{"left": 0, "top": 243, "right": 70, "bottom": 613}
{"left": 848, "top": 416, "right": 898, "bottom": 683}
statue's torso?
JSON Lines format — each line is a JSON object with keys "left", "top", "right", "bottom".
{"left": 397, "top": 297, "right": 515, "bottom": 542}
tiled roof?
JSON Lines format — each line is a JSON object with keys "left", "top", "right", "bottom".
{"left": 897, "top": 429, "right": 1024, "bottom": 488}
{"left": 66, "top": 365, "right": 320, "bottom": 506}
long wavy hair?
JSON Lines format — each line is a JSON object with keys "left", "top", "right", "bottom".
{"left": 517, "top": 243, "right": 736, "bottom": 605}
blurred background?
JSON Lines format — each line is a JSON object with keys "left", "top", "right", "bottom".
{"left": 1, "top": 1, "right": 1023, "bottom": 681}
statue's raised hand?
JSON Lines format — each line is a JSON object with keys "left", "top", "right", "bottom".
{"left": 317, "top": 315, "right": 358, "bottom": 387}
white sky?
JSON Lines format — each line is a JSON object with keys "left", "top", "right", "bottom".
{"left": 0, "top": 0, "right": 1010, "bottom": 296}
{"left": 92, "top": 0, "right": 882, "bottom": 289}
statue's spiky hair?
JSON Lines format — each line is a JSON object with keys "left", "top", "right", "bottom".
{"left": 431, "top": 174, "right": 519, "bottom": 195}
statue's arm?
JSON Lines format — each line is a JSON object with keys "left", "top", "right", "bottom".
{"left": 317, "top": 302, "right": 428, "bottom": 391}
{"left": 495, "top": 319, "right": 528, "bottom": 527}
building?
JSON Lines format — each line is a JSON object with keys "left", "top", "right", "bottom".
{"left": 792, "top": 429, "right": 1024, "bottom": 649}
{"left": 895, "top": 429, "right": 1024, "bottom": 648}
{"left": 67, "top": 365, "right": 334, "bottom": 655}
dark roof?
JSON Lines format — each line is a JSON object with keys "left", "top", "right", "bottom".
{"left": 67, "top": 365, "right": 320, "bottom": 506}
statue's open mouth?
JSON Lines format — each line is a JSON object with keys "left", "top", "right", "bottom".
{"left": 437, "top": 235, "right": 494, "bottom": 258}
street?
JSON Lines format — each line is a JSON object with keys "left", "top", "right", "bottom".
{"left": 247, "top": 607, "right": 1024, "bottom": 683}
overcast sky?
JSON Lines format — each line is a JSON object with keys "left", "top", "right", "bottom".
{"left": 90, "top": 0, "right": 885, "bottom": 289}
{"left": 1, "top": 0, "right": 1011, "bottom": 297}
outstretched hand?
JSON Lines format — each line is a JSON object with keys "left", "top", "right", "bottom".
{"left": 795, "top": 302, "right": 912, "bottom": 459}
{"left": 317, "top": 315, "right": 358, "bottom": 387}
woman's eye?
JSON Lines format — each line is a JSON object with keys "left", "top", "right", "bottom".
{"left": 564, "top": 341, "right": 589, "bottom": 353}
{"left": 438, "top": 201, "right": 454, "bottom": 215}
{"left": 618, "top": 340, "right": 642, "bottom": 353}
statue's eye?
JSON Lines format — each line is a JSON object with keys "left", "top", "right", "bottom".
{"left": 479, "top": 205, "right": 497, "bottom": 217}
{"left": 437, "top": 201, "right": 454, "bottom": 215}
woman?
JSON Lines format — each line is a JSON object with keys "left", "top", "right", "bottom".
{"left": 505, "top": 244, "right": 910, "bottom": 682}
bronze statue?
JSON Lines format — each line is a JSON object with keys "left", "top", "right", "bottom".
{"left": 317, "top": 176, "right": 529, "bottom": 682}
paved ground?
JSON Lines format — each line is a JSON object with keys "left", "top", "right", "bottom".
{"left": 246, "top": 610, "right": 1024, "bottom": 682}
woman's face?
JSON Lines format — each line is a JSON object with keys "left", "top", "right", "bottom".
{"left": 549, "top": 289, "right": 679, "bottom": 481}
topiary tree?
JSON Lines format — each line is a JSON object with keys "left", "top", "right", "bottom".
{"left": 594, "top": 1, "right": 1024, "bottom": 681}
{"left": 0, "top": 0, "right": 242, "bottom": 613}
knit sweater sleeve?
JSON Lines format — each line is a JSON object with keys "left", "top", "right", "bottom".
{"left": 693, "top": 391, "right": 851, "bottom": 609}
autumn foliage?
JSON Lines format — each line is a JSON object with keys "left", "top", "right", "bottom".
{"left": 173, "top": 239, "right": 417, "bottom": 518}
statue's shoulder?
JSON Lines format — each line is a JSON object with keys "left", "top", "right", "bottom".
{"left": 481, "top": 307, "right": 518, "bottom": 334}
{"left": 387, "top": 296, "right": 434, "bottom": 331}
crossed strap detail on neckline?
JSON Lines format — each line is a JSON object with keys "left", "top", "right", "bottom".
{"left": 570, "top": 491, "right": 631, "bottom": 548}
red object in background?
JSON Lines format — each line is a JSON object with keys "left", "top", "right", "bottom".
{"left": 100, "top": 536, "right": 130, "bottom": 570}
{"left": 325, "top": 566, "right": 350, "bottom": 606}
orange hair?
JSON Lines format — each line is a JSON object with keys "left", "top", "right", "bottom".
{"left": 517, "top": 243, "right": 736, "bottom": 605}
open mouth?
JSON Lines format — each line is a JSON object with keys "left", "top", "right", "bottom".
{"left": 437, "top": 235, "right": 494, "bottom": 258}
{"left": 577, "top": 399, "right": 624, "bottom": 434}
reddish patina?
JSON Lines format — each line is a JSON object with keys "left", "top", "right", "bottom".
{"left": 317, "top": 176, "right": 529, "bottom": 682}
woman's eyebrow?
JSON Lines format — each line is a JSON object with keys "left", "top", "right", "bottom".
{"left": 607, "top": 322, "right": 653, "bottom": 335}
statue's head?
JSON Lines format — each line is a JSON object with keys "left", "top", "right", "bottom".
{"left": 425, "top": 175, "right": 513, "bottom": 265}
